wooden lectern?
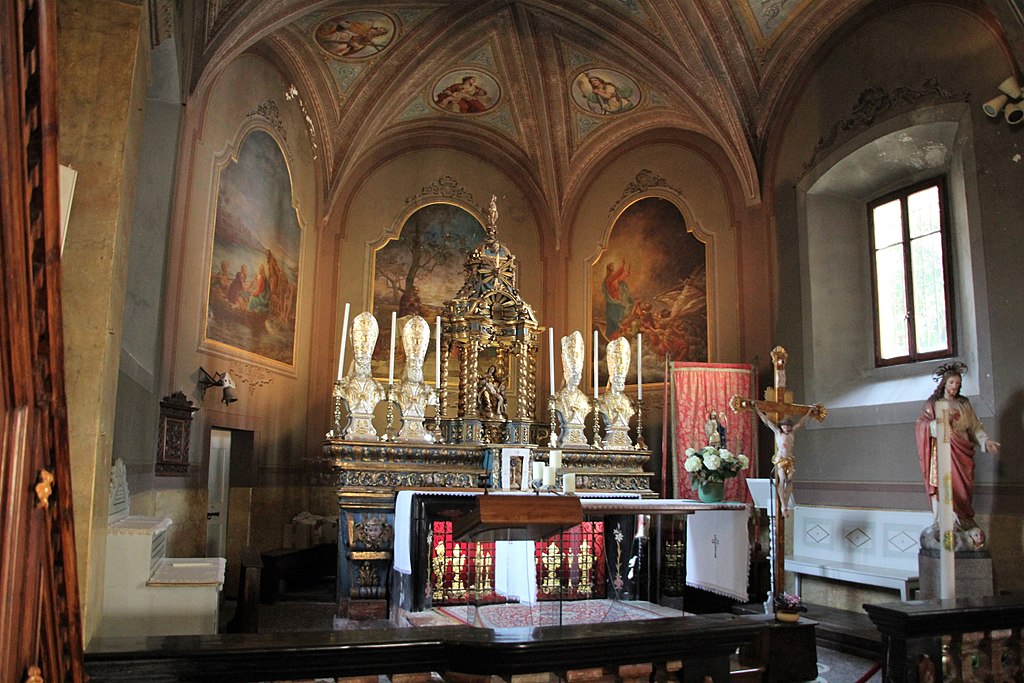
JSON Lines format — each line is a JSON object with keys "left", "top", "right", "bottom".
{"left": 451, "top": 494, "right": 583, "bottom": 541}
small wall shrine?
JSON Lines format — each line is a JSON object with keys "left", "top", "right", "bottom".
{"left": 323, "top": 196, "right": 654, "bottom": 619}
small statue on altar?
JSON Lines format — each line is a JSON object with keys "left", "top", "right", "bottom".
{"left": 553, "top": 331, "right": 591, "bottom": 446}
{"left": 336, "top": 311, "right": 386, "bottom": 441}
{"left": 478, "top": 364, "right": 507, "bottom": 420}
{"left": 704, "top": 410, "right": 722, "bottom": 448}
{"left": 394, "top": 315, "right": 438, "bottom": 442}
{"left": 597, "top": 336, "right": 635, "bottom": 450}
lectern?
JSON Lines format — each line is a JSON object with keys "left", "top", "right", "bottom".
{"left": 451, "top": 493, "right": 583, "bottom": 542}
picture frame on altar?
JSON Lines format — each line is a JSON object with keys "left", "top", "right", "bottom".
{"left": 202, "top": 128, "right": 301, "bottom": 368}
{"left": 591, "top": 196, "right": 708, "bottom": 386}
{"left": 371, "top": 202, "right": 486, "bottom": 382}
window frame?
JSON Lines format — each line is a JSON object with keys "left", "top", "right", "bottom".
{"left": 867, "top": 176, "right": 955, "bottom": 367}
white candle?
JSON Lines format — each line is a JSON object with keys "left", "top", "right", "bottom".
{"left": 637, "top": 333, "right": 643, "bottom": 400}
{"left": 337, "top": 303, "right": 350, "bottom": 381}
{"left": 532, "top": 461, "right": 544, "bottom": 482}
{"left": 543, "top": 465, "right": 556, "bottom": 487}
{"left": 548, "top": 327, "right": 556, "bottom": 396}
{"left": 549, "top": 450, "right": 562, "bottom": 470}
{"left": 388, "top": 311, "right": 397, "bottom": 385}
{"left": 593, "top": 330, "right": 599, "bottom": 400}
{"left": 562, "top": 472, "right": 576, "bottom": 494}
{"left": 435, "top": 316, "right": 442, "bottom": 389}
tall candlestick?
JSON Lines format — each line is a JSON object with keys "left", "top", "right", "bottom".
{"left": 388, "top": 311, "right": 397, "bottom": 385}
{"left": 593, "top": 330, "right": 599, "bottom": 400}
{"left": 435, "top": 316, "right": 442, "bottom": 389}
{"left": 337, "top": 303, "right": 350, "bottom": 381}
{"left": 637, "top": 333, "right": 643, "bottom": 399}
{"left": 548, "top": 328, "right": 556, "bottom": 396}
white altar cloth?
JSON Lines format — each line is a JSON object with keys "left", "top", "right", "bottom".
{"left": 685, "top": 508, "right": 750, "bottom": 601}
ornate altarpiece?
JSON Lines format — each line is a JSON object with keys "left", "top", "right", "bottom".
{"left": 323, "top": 198, "right": 654, "bottom": 619}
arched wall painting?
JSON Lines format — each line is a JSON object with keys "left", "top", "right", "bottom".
{"left": 591, "top": 197, "right": 707, "bottom": 386}
{"left": 205, "top": 130, "right": 301, "bottom": 366}
{"left": 372, "top": 203, "right": 486, "bottom": 379}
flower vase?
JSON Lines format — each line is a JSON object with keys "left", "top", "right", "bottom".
{"left": 775, "top": 611, "right": 800, "bottom": 623}
{"left": 697, "top": 480, "right": 724, "bottom": 503}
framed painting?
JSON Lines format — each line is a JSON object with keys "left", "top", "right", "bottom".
{"left": 591, "top": 197, "right": 707, "bottom": 386}
{"left": 204, "top": 129, "right": 301, "bottom": 367}
{"left": 372, "top": 203, "right": 486, "bottom": 380}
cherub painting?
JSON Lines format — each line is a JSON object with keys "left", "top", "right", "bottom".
{"left": 314, "top": 11, "right": 396, "bottom": 59}
{"left": 432, "top": 70, "right": 501, "bottom": 114}
{"left": 591, "top": 197, "right": 707, "bottom": 385}
{"left": 572, "top": 68, "right": 641, "bottom": 115}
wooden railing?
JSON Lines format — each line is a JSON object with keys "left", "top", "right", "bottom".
{"left": 85, "top": 613, "right": 764, "bottom": 683}
{"left": 864, "top": 594, "right": 1024, "bottom": 682}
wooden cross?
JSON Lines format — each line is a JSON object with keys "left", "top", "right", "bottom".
{"left": 730, "top": 346, "right": 827, "bottom": 599}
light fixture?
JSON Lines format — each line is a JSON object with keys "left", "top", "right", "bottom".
{"left": 197, "top": 367, "right": 238, "bottom": 405}
{"left": 982, "top": 76, "right": 1023, "bottom": 124}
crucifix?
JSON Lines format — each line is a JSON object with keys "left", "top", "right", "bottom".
{"left": 730, "top": 345, "right": 827, "bottom": 601}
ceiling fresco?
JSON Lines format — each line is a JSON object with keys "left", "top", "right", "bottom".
{"left": 177, "top": 0, "right": 1020, "bottom": 209}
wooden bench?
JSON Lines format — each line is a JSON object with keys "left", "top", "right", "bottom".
{"left": 785, "top": 506, "right": 933, "bottom": 600}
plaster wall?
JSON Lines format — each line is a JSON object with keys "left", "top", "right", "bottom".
{"left": 166, "top": 52, "right": 319, "bottom": 485}
{"left": 767, "top": 2, "right": 1024, "bottom": 603}
{"left": 56, "top": 0, "right": 149, "bottom": 643}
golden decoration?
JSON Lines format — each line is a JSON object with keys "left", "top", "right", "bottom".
{"left": 34, "top": 469, "right": 53, "bottom": 509}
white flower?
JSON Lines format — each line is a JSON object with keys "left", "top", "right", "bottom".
{"left": 703, "top": 452, "right": 722, "bottom": 470}
{"left": 738, "top": 454, "right": 749, "bottom": 468}
{"left": 684, "top": 455, "right": 703, "bottom": 473}
{"left": 685, "top": 448, "right": 696, "bottom": 457}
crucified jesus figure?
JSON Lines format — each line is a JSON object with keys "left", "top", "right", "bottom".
{"left": 755, "top": 404, "right": 815, "bottom": 517}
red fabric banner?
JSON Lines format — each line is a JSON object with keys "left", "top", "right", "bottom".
{"left": 671, "top": 362, "right": 758, "bottom": 503}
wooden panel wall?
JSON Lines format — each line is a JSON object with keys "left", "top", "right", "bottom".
{"left": 0, "top": 0, "right": 85, "bottom": 679}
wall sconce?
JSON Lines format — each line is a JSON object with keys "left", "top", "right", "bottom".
{"left": 198, "top": 367, "right": 238, "bottom": 405}
{"left": 983, "top": 76, "right": 1023, "bottom": 124}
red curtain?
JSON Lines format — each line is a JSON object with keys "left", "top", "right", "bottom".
{"left": 671, "top": 362, "right": 758, "bottom": 502}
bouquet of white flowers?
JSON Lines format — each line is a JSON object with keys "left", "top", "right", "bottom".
{"left": 683, "top": 445, "right": 749, "bottom": 484}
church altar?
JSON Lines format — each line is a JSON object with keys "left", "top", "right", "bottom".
{"left": 321, "top": 198, "right": 748, "bottom": 619}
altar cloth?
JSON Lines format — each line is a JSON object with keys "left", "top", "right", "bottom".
{"left": 686, "top": 507, "right": 750, "bottom": 601}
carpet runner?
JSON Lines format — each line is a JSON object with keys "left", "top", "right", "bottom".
{"left": 435, "top": 599, "right": 678, "bottom": 628}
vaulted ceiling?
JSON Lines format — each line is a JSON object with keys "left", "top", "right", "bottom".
{"left": 172, "top": 1, "right": 1021, "bottom": 210}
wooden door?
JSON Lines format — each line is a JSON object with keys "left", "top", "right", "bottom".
{"left": 0, "top": 0, "right": 86, "bottom": 679}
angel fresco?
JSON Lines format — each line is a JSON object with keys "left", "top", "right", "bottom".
{"left": 314, "top": 11, "right": 396, "bottom": 59}
{"left": 572, "top": 69, "right": 640, "bottom": 115}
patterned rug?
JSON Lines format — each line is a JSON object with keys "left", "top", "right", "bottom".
{"left": 435, "top": 599, "right": 676, "bottom": 628}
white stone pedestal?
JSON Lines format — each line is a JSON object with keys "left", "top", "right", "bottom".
{"left": 918, "top": 549, "right": 993, "bottom": 600}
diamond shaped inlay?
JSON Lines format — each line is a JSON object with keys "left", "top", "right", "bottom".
{"left": 806, "top": 524, "right": 829, "bottom": 544}
{"left": 888, "top": 531, "right": 918, "bottom": 553}
{"left": 845, "top": 527, "right": 871, "bottom": 548}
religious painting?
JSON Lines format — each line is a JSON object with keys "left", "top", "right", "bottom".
{"left": 314, "top": 11, "right": 397, "bottom": 59}
{"left": 571, "top": 68, "right": 641, "bottom": 115}
{"left": 591, "top": 197, "right": 707, "bottom": 387}
{"left": 372, "top": 203, "right": 486, "bottom": 380}
{"left": 431, "top": 69, "right": 501, "bottom": 114}
{"left": 204, "top": 129, "right": 301, "bottom": 366}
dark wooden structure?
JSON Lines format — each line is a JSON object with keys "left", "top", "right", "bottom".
{"left": 0, "top": 0, "right": 86, "bottom": 679}
{"left": 865, "top": 594, "right": 1024, "bottom": 682}
{"left": 85, "top": 614, "right": 766, "bottom": 682}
